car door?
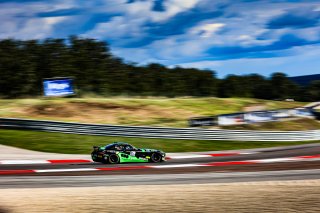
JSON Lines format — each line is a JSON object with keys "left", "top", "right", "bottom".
{"left": 114, "top": 144, "right": 129, "bottom": 160}
{"left": 123, "top": 145, "right": 139, "bottom": 159}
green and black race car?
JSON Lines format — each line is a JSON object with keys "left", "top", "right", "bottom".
{"left": 91, "top": 142, "right": 166, "bottom": 164}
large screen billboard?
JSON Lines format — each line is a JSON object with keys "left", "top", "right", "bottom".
{"left": 43, "top": 78, "right": 75, "bottom": 97}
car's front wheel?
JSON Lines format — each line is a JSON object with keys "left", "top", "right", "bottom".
{"left": 108, "top": 154, "right": 120, "bottom": 164}
{"left": 150, "top": 153, "right": 162, "bottom": 163}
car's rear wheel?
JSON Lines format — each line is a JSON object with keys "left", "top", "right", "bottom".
{"left": 91, "top": 152, "right": 100, "bottom": 162}
{"left": 108, "top": 154, "right": 120, "bottom": 164}
{"left": 150, "top": 153, "right": 162, "bottom": 163}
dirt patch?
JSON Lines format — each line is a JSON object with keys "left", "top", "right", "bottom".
{"left": 1, "top": 180, "right": 320, "bottom": 212}
{"left": 26, "top": 102, "right": 145, "bottom": 116}
{"left": 70, "top": 101, "right": 142, "bottom": 110}
{"left": 243, "top": 104, "right": 267, "bottom": 112}
{"left": 27, "top": 103, "right": 76, "bottom": 117}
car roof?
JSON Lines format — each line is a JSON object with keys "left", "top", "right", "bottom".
{"left": 103, "top": 142, "right": 132, "bottom": 150}
{"left": 107, "top": 142, "right": 130, "bottom": 146}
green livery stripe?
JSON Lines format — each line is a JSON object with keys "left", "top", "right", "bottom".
{"left": 118, "top": 153, "right": 149, "bottom": 163}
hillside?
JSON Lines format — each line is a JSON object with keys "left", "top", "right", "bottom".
{"left": 290, "top": 74, "right": 320, "bottom": 86}
{"left": 0, "top": 97, "right": 306, "bottom": 127}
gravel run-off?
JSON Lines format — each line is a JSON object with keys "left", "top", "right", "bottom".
{"left": 1, "top": 180, "right": 320, "bottom": 213}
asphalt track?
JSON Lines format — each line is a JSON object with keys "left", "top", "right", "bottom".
{"left": 1, "top": 144, "right": 320, "bottom": 188}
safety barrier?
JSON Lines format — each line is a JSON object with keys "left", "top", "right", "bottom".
{"left": 0, "top": 118, "right": 319, "bottom": 141}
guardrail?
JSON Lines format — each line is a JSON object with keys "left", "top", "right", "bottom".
{"left": 0, "top": 118, "right": 319, "bottom": 141}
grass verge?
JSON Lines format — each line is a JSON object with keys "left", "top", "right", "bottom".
{"left": 0, "top": 129, "right": 319, "bottom": 154}
{"left": 0, "top": 97, "right": 307, "bottom": 127}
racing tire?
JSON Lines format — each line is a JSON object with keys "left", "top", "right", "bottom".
{"left": 108, "top": 154, "right": 120, "bottom": 164}
{"left": 150, "top": 153, "right": 162, "bottom": 163}
{"left": 101, "top": 156, "right": 108, "bottom": 164}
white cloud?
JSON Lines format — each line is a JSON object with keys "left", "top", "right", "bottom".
{"left": 159, "top": 0, "right": 200, "bottom": 20}
{"left": 126, "top": 1, "right": 154, "bottom": 16}
{"left": 44, "top": 16, "right": 66, "bottom": 25}
{"left": 190, "top": 23, "right": 225, "bottom": 38}
{"left": 83, "top": 15, "right": 147, "bottom": 42}
{"left": 83, "top": 0, "right": 202, "bottom": 43}
{"left": 0, "top": 1, "right": 73, "bottom": 39}
{"left": 0, "top": 17, "right": 67, "bottom": 40}
{"left": 173, "top": 44, "right": 320, "bottom": 77}
{"left": 1, "top": 0, "right": 320, "bottom": 78}
{"left": 115, "top": 0, "right": 201, "bottom": 22}
{"left": 170, "top": 60, "right": 222, "bottom": 69}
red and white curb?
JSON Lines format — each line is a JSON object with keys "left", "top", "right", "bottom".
{"left": 166, "top": 152, "right": 256, "bottom": 160}
{"left": 0, "top": 152, "right": 255, "bottom": 165}
{"left": 0, "top": 154, "right": 319, "bottom": 175}
{"left": 0, "top": 159, "right": 92, "bottom": 165}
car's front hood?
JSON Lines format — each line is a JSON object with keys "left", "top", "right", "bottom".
{"left": 140, "top": 148, "right": 165, "bottom": 154}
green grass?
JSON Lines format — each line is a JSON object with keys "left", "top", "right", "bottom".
{"left": 0, "top": 129, "right": 318, "bottom": 154}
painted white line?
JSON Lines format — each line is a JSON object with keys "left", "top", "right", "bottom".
{"left": 168, "top": 155, "right": 210, "bottom": 159}
{"left": 240, "top": 152, "right": 258, "bottom": 155}
{"left": 254, "top": 158, "right": 297, "bottom": 163}
{"left": 0, "top": 159, "right": 92, "bottom": 165}
{"left": 35, "top": 168, "right": 98, "bottom": 173}
{"left": 151, "top": 164, "right": 205, "bottom": 168}
{"left": 167, "top": 152, "right": 254, "bottom": 159}
{"left": 0, "top": 160, "right": 50, "bottom": 165}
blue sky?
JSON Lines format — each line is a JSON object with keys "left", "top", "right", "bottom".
{"left": 1, "top": 0, "right": 320, "bottom": 77}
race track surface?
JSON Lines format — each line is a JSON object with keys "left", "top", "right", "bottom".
{"left": 1, "top": 144, "right": 320, "bottom": 188}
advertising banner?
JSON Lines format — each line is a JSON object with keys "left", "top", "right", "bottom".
{"left": 189, "top": 117, "right": 216, "bottom": 127}
{"left": 292, "top": 108, "right": 314, "bottom": 118}
{"left": 244, "top": 111, "right": 273, "bottom": 123}
{"left": 218, "top": 113, "right": 245, "bottom": 126}
{"left": 270, "top": 109, "right": 292, "bottom": 119}
{"left": 43, "top": 78, "right": 75, "bottom": 97}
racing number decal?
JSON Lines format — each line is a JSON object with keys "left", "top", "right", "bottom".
{"left": 130, "top": 151, "right": 136, "bottom": 156}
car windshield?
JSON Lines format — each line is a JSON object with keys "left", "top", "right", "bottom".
{"left": 104, "top": 144, "right": 116, "bottom": 150}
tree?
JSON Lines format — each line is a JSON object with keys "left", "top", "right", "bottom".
{"left": 269, "top": 72, "right": 299, "bottom": 100}
{"left": 306, "top": 80, "right": 320, "bottom": 101}
{"left": 0, "top": 37, "right": 312, "bottom": 100}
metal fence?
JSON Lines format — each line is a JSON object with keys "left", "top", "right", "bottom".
{"left": 0, "top": 118, "right": 319, "bottom": 141}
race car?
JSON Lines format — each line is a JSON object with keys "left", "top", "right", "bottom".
{"left": 91, "top": 142, "right": 166, "bottom": 164}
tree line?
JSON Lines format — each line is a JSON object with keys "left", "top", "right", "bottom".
{"left": 0, "top": 36, "right": 319, "bottom": 101}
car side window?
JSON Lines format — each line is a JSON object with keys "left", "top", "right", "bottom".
{"left": 115, "top": 145, "right": 124, "bottom": 151}
{"left": 124, "top": 145, "right": 133, "bottom": 151}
